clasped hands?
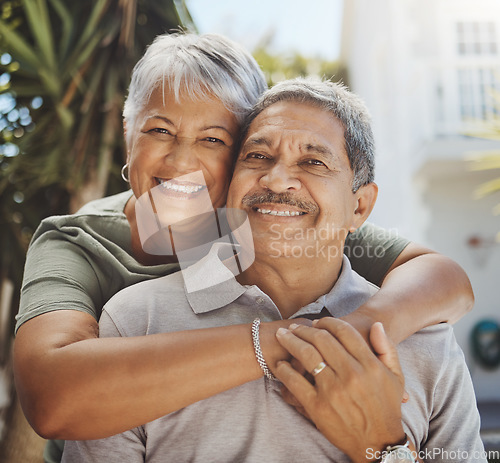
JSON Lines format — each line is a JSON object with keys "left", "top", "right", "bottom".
{"left": 273, "top": 318, "right": 407, "bottom": 463}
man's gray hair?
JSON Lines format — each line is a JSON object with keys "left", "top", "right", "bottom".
{"left": 241, "top": 78, "right": 375, "bottom": 192}
{"left": 123, "top": 32, "right": 267, "bottom": 140}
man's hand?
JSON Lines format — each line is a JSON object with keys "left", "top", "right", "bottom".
{"left": 274, "top": 318, "right": 406, "bottom": 463}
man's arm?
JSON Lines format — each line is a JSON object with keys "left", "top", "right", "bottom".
{"left": 273, "top": 319, "right": 420, "bottom": 463}
{"left": 418, "top": 325, "right": 486, "bottom": 462}
{"left": 343, "top": 243, "right": 474, "bottom": 344}
{"left": 13, "top": 310, "right": 295, "bottom": 440}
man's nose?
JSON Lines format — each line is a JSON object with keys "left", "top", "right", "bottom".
{"left": 259, "top": 162, "right": 301, "bottom": 193}
{"left": 166, "top": 137, "right": 200, "bottom": 173}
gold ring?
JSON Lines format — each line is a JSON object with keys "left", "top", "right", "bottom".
{"left": 311, "top": 361, "right": 327, "bottom": 376}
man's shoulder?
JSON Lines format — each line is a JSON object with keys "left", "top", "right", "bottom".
{"left": 400, "top": 323, "right": 455, "bottom": 355}
{"left": 105, "top": 270, "right": 185, "bottom": 315}
{"left": 398, "top": 323, "right": 463, "bottom": 387}
{"left": 101, "top": 270, "right": 188, "bottom": 335}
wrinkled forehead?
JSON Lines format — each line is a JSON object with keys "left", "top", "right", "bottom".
{"left": 142, "top": 81, "right": 218, "bottom": 112}
{"left": 241, "top": 101, "right": 347, "bottom": 157}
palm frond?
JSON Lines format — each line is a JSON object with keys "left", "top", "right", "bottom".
{"left": 474, "top": 178, "right": 500, "bottom": 198}
{"left": 23, "top": 0, "right": 57, "bottom": 72}
{"left": 0, "top": 19, "right": 40, "bottom": 72}
{"left": 467, "top": 150, "right": 500, "bottom": 171}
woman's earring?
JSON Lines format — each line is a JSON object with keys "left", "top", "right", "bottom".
{"left": 121, "top": 163, "right": 130, "bottom": 183}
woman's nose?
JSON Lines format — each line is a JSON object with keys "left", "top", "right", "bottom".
{"left": 259, "top": 162, "right": 301, "bottom": 193}
{"left": 166, "top": 137, "right": 200, "bottom": 173}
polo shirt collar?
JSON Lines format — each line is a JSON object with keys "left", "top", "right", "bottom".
{"left": 183, "top": 243, "right": 247, "bottom": 314}
{"left": 183, "top": 244, "right": 376, "bottom": 318}
{"left": 308, "top": 256, "right": 377, "bottom": 319}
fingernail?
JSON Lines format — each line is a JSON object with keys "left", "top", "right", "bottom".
{"left": 374, "top": 321, "right": 385, "bottom": 333}
{"left": 276, "top": 327, "right": 289, "bottom": 336}
{"left": 289, "top": 323, "right": 299, "bottom": 330}
{"left": 312, "top": 319, "right": 319, "bottom": 326}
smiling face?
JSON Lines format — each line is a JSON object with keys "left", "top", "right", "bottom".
{"left": 227, "top": 101, "right": 377, "bottom": 261}
{"left": 126, "top": 84, "right": 239, "bottom": 211}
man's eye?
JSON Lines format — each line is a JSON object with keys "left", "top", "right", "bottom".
{"left": 305, "top": 159, "right": 327, "bottom": 167}
{"left": 245, "top": 153, "right": 268, "bottom": 160}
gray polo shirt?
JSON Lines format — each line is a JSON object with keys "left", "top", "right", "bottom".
{"left": 62, "top": 245, "right": 486, "bottom": 463}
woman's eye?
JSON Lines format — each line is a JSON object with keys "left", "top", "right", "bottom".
{"left": 148, "top": 128, "right": 171, "bottom": 135}
{"left": 205, "top": 137, "right": 224, "bottom": 144}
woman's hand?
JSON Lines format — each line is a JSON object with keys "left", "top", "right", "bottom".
{"left": 274, "top": 318, "right": 405, "bottom": 463}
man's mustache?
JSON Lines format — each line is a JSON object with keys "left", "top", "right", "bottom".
{"left": 242, "top": 192, "right": 318, "bottom": 214}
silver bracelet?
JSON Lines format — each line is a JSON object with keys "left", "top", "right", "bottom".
{"left": 251, "top": 318, "right": 276, "bottom": 381}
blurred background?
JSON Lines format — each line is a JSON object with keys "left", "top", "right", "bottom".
{"left": 0, "top": 0, "right": 499, "bottom": 460}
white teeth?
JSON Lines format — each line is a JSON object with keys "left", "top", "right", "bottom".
{"left": 159, "top": 180, "right": 204, "bottom": 194}
{"left": 256, "top": 208, "right": 302, "bottom": 217}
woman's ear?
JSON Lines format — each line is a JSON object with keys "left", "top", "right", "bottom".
{"left": 349, "top": 182, "right": 378, "bottom": 233}
{"left": 123, "top": 121, "right": 131, "bottom": 162}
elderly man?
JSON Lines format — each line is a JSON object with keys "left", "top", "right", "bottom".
{"left": 62, "top": 79, "right": 485, "bottom": 463}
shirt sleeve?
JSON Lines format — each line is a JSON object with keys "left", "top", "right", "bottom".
{"left": 420, "top": 328, "right": 486, "bottom": 462}
{"left": 61, "top": 428, "right": 146, "bottom": 463}
{"left": 16, "top": 226, "right": 103, "bottom": 332}
{"left": 344, "top": 222, "right": 410, "bottom": 286}
{"left": 98, "top": 310, "right": 124, "bottom": 338}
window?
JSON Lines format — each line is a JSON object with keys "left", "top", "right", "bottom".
{"left": 457, "top": 22, "right": 497, "bottom": 56}
{"left": 458, "top": 68, "right": 500, "bottom": 120}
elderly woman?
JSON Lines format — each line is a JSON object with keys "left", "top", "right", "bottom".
{"left": 14, "top": 33, "right": 472, "bottom": 461}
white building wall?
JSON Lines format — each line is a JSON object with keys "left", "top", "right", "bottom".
{"left": 341, "top": 0, "right": 433, "bottom": 238}
{"left": 341, "top": 0, "right": 500, "bottom": 401}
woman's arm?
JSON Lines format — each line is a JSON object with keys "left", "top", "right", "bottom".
{"left": 342, "top": 242, "right": 474, "bottom": 344}
{"left": 13, "top": 310, "right": 294, "bottom": 440}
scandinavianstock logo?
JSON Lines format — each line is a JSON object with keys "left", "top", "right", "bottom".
{"left": 135, "top": 171, "right": 254, "bottom": 294}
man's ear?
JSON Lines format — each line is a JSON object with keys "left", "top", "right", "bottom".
{"left": 349, "top": 182, "right": 378, "bottom": 233}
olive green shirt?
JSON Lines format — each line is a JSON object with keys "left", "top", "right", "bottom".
{"left": 16, "top": 190, "right": 409, "bottom": 332}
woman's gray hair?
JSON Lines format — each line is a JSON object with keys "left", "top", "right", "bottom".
{"left": 123, "top": 32, "right": 267, "bottom": 140}
{"left": 241, "top": 78, "right": 375, "bottom": 192}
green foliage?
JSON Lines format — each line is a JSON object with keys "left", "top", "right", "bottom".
{"left": 252, "top": 39, "right": 347, "bottom": 87}
{"left": 0, "top": 0, "right": 193, "bottom": 336}
{"left": 467, "top": 118, "right": 500, "bottom": 216}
